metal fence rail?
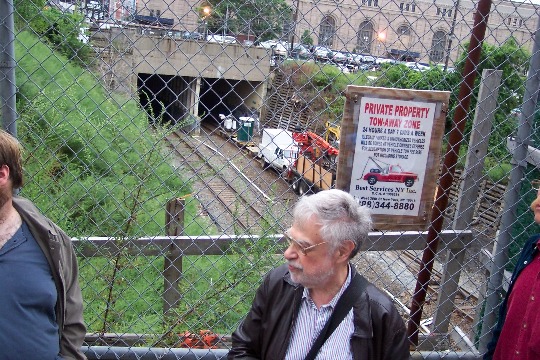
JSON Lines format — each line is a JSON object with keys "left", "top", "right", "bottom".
{"left": 2, "top": 0, "right": 540, "bottom": 357}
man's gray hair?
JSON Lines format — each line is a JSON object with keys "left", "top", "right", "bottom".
{"left": 292, "top": 189, "right": 372, "bottom": 259}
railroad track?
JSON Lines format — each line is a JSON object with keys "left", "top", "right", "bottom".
{"left": 165, "top": 130, "right": 270, "bottom": 234}
{"left": 400, "top": 250, "right": 478, "bottom": 322}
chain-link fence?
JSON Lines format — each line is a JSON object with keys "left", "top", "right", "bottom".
{"left": 2, "top": 0, "right": 540, "bottom": 357}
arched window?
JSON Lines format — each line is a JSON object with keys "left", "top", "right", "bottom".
{"left": 430, "top": 30, "right": 447, "bottom": 63}
{"left": 397, "top": 24, "right": 410, "bottom": 36}
{"left": 357, "top": 21, "right": 373, "bottom": 54}
{"left": 319, "top": 16, "right": 336, "bottom": 47}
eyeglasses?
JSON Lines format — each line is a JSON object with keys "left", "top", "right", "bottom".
{"left": 284, "top": 232, "right": 327, "bottom": 256}
{"left": 532, "top": 180, "right": 540, "bottom": 191}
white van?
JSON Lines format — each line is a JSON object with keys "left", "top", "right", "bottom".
{"left": 258, "top": 129, "right": 299, "bottom": 173}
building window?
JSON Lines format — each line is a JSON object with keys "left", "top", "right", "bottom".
{"left": 357, "top": 21, "right": 373, "bottom": 54}
{"left": 429, "top": 30, "right": 447, "bottom": 63}
{"left": 400, "top": 2, "right": 416, "bottom": 12}
{"left": 397, "top": 24, "right": 411, "bottom": 36}
{"left": 319, "top": 16, "right": 336, "bottom": 48}
{"left": 149, "top": 9, "right": 154, "bottom": 17}
{"left": 362, "top": 0, "right": 379, "bottom": 7}
{"left": 436, "top": 7, "right": 452, "bottom": 17}
{"left": 156, "top": 10, "right": 161, "bottom": 17}
{"left": 506, "top": 17, "right": 523, "bottom": 27}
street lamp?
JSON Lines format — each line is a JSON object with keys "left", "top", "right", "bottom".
{"left": 201, "top": 5, "right": 211, "bottom": 38}
{"left": 377, "top": 31, "right": 386, "bottom": 56}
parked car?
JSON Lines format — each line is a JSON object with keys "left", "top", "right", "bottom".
{"left": 182, "top": 31, "right": 204, "bottom": 40}
{"left": 350, "top": 54, "right": 364, "bottom": 65}
{"left": 313, "top": 46, "right": 332, "bottom": 61}
{"left": 207, "top": 34, "right": 237, "bottom": 44}
{"left": 289, "top": 44, "right": 310, "bottom": 59}
{"left": 405, "top": 62, "right": 430, "bottom": 71}
{"left": 258, "top": 40, "right": 288, "bottom": 57}
{"left": 331, "top": 51, "right": 349, "bottom": 64}
{"left": 362, "top": 55, "right": 376, "bottom": 64}
{"left": 376, "top": 58, "right": 397, "bottom": 65}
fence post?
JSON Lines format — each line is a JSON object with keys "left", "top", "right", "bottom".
{"left": 430, "top": 70, "right": 501, "bottom": 344}
{"left": 0, "top": 0, "right": 18, "bottom": 135}
{"left": 163, "top": 197, "right": 185, "bottom": 314}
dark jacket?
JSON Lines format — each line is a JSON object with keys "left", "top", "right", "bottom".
{"left": 13, "top": 196, "right": 87, "bottom": 360}
{"left": 229, "top": 264, "right": 409, "bottom": 360}
{"left": 483, "top": 234, "right": 540, "bottom": 360}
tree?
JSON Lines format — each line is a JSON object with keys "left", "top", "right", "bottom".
{"left": 29, "top": 7, "right": 91, "bottom": 65}
{"left": 301, "top": 30, "right": 313, "bottom": 46}
{"left": 454, "top": 38, "right": 529, "bottom": 159}
{"left": 204, "top": 0, "right": 292, "bottom": 41}
{"left": 374, "top": 38, "right": 529, "bottom": 159}
{"left": 14, "top": 0, "right": 46, "bottom": 29}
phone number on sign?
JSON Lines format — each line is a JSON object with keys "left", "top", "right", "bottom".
{"left": 358, "top": 200, "right": 415, "bottom": 210}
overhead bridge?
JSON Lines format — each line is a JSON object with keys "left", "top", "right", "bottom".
{"left": 90, "top": 28, "right": 271, "bottom": 130}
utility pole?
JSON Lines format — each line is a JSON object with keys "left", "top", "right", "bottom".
{"left": 444, "top": 0, "right": 460, "bottom": 71}
{"left": 290, "top": 0, "right": 301, "bottom": 54}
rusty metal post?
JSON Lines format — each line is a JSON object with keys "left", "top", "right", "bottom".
{"left": 163, "top": 197, "right": 185, "bottom": 314}
{"left": 407, "top": 0, "right": 492, "bottom": 346}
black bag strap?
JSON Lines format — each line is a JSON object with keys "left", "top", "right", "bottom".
{"left": 304, "top": 274, "right": 369, "bottom": 360}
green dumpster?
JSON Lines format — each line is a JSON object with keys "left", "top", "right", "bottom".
{"left": 237, "top": 117, "right": 254, "bottom": 142}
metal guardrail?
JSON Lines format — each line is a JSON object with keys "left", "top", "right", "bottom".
{"left": 83, "top": 346, "right": 482, "bottom": 359}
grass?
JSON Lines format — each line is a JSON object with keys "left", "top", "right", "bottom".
{"left": 80, "top": 238, "right": 285, "bottom": 339}
{"left": 13, "top": 30, "right": 283, "bottom": 338}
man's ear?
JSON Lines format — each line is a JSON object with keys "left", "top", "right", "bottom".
{"left": 0, "top": 165, "right": 10, "bottom": 185}
{"left": 338, "top": 240, "right": 355, "bottom": 261}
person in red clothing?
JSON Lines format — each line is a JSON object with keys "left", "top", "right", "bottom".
{"left": 483, "top": 180, "right": 540, "bottom": 359}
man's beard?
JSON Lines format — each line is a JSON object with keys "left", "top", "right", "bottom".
{"left": 288, "top": 261, "right": 335, "bottom": 289}
{"left": 0, "top": 186, "right": 11, "bottom": 211}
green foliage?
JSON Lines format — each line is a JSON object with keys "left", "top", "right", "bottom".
{"left": 205, "top": 0, "right": 292, "bottom": 41}
{"left": 14, "top": 30, "right": 285, "bottom": 336}
{"left": 81, "top": 238, "right": 284, "bottom": 336}
{"left": 279, "top": 61, "right": 372, "bottom": 132}
{"left": 15, "top": 31, "right": 190, "bottom": 238}
{"left": 15, "top": 1, "right": 91, "bottom": 65}
{"left": 14, "top": 0, "right": 46, "bottom": 29}
{"left": 374, "top": 39, "right": 529, "bottom": 173}
{"left": 455, "top": 38, "right": 528, "bottom": 160}
{"left": 484, "top": 160, "right": 512, "bottom": 184}
{"left": 301, "top": 30, "right": 313, "bottom": 46}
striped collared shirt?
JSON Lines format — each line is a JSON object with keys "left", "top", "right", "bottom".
{"left": 284, "top": 265, "right": 354, "bottom": 360}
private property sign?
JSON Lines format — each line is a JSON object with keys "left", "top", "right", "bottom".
{"left": 337, "top": 86, "right": 449, "bottom": 231}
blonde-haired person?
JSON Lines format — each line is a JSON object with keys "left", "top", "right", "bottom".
{"left": 0, "top": 130, "right": 86, "bottom": 359}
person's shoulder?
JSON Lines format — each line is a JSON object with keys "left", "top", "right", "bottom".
{"left": 356, "top": 276, "right": 399, "bottom": 315}
{"left": 13, "top": 196, "right": 71, "bottom": 242}
{"left": 12, "top": 196, "right": 45, "bottom": 220}
{"left": 262, "top": 264, "right": 296, "bottom": 288}
{"left": 12, "top": 195, "right": 37, "bottom": 210}
{"left": 520, "top": 234, "right": 540, "bottom": 252}
{"left": 265, "top": 264, "right": 289, "bottom": 281}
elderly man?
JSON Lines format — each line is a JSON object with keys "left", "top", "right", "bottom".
{"left": 0, "top": 130, "right": 86, "bottom": 359}
{"left": 229, "top": 189, "right": 409, "bottom": 360}
{"left": 484, "top": 180, "right": 540, "bottom": 359}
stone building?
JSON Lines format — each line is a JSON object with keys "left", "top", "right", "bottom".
{"left": 100, "top": 0, "right": 538, "bottom": 65}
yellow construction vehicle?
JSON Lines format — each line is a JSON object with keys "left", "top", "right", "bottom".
{"left": 325, "top": 121, "right": 341, "bottom": 149}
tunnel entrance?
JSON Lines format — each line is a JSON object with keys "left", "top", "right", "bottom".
{"left": 137, "top": 73, "right": 187, "bottom": 125}
{"left": 137, "top": 73, "right": 260, "bottom": 129}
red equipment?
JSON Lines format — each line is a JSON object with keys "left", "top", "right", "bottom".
{"left": 292, "top": 129, "right": 339, "bottom": 163}
{"left": 179, "top": 330, "right": 220, "bottom": 349}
